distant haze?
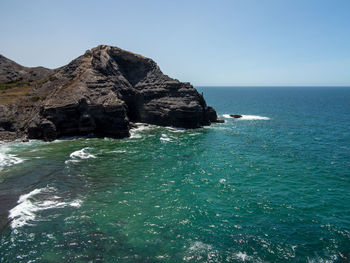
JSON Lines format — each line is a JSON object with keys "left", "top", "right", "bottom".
{"left": 1, "top": 0, "right": 349, "bottom": 86}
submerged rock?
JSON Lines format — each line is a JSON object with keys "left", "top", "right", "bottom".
{"left": 230, "top": 114, "right": 242, "bottom": 119}
{"left": 0, "top": 45, "right": 221, "bottom": 141}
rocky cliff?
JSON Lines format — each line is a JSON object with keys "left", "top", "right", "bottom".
{"left": 0, "top": 45, "right": 220, "bottom": 141}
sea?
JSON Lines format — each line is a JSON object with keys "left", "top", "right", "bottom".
{"left": 0, "top": 86, "right": 349, "bottom": 262}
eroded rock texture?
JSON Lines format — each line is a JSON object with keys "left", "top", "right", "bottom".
{"left": 0, "top": 45, "right": 220, "bottom": 141}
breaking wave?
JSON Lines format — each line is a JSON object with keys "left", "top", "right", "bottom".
{"left": 9, "top": 186, "right": 82, "bottom": 229}
{"left": 69, "top": 148, "right": 96, "bottom": 159}
{"left": 65, "top": 147, "right": 96, "bottom": 164}
{"left": 0, "top": 145, "right": 24, "bottom": 171}
{"left": 129, "top": 123, "right": 154, "bottom": 139}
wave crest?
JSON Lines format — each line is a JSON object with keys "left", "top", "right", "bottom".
{"left": 0, "top": 146, "right": 24, "bottom": 171}
{"left": 9, "top": 186, "right": 82, "bottom": 229}
{"left": 69, "top": 148, "right": 96, "bottom": 159}
{"left": 65, "top": 148, "right": 96, "bottom": 164}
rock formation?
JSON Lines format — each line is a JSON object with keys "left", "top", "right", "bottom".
{"left": 0, "top": 45, "right": 221, "bottom": 141}
{"left": 230, "top": 114, "right": 242, "bottom": 119}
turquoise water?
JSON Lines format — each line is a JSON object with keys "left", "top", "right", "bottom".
{"left": 0, "top": 87, "right": 349, "bottom": 262}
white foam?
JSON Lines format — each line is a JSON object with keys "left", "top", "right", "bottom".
{"left": 240, "top": 115, "right": 270, "bottom": 120}
{"left": 0, "top": 146, "right": 24, "bottom": 171}
{"left": 69, "top": 148, "right": 96, "bottom": 159}
{"left": 184, "top": 241, "right": 218, "bottom": 262}
{"left": 188, "top": 241, "right": 213, "bottom": 252}
{"left": 129, "top": 133, "right": 142, "bottom": 139}
{"left": 129, "top": 123, "right": 154, "bottom": 139}
{"left": 17, "top": 188, "right": 46, "bottom": 203}
{"left": 134, "top": 123, "right": 153, "bottom": 131}
{"left": 9, "top": 186, "right": 82, "bottom": 229}
{"left": 222, "top": 114, "right": 233, "bottom": 119}
{"left": 65, "top": 147, "right": 96, "bottom": 164}
{"left": 69, "top": 199, "right": 83, "bottom": 208}
{"left": 219, "top": 178, "right": 226, "bottom": 183}
{"left": 222, "top": 114, "right": 270, "bottom": 120}
{"left": 165, "top": 126, "right": 185, "bottom": 133}
{"left": 236, "top": 252, "right": 248, "bottom": 261}
{"left": 160, "top": 134, "right": 172, "bottom": 142}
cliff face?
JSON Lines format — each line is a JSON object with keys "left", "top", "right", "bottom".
{"left": 0, "top": 45, "right": 220, "bottom": 141}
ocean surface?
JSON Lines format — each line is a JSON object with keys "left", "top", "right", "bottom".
{"left": 0, "top": 86, "right": 349, "bottom": 262}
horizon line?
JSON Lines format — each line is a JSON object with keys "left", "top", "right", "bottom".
{"left": 194, "top": 85, "right": 350, "bottom": 87}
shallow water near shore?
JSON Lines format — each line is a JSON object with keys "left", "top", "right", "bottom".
{"left": 1, "top": 86, "right": 350, "bottom": 262}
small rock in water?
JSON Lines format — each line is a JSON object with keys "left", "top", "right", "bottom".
{"left": 230, "top": 114, "right": 242, "bottom": 118}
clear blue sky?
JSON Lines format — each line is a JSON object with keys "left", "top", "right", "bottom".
{"left": 1, "top": 0, "right": 349, "bottom": 86}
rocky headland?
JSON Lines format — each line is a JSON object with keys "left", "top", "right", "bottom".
{"left": 0, "top": 45, "right": 220, "bottom": 141}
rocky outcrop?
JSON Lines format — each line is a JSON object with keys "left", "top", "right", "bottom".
{"left": 0, "top": 45, "right": 221, "bottom": 141}
{"left": 230, "top": 114, "right": 242, "bottom": 118}
{"left": 0, "top": 54, "right": 52, "bottom": 83}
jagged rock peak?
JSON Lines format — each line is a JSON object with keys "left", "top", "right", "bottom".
{"left": 0, "top": 45, "right": 221, "bottom": 141}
